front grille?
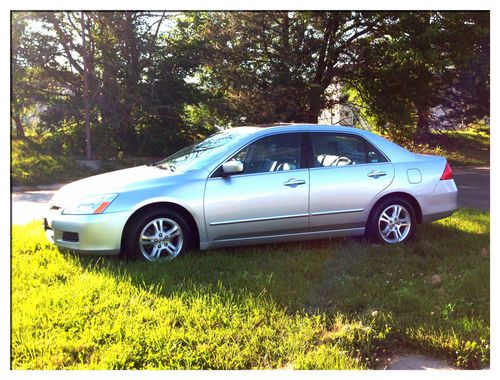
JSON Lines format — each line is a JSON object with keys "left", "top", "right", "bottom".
{"left": 62, "top": 232, "right": 79, "bottom": 242}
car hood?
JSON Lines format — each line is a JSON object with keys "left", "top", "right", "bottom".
{"left": 49, "top": 165, "right": 189, "bottom": 207}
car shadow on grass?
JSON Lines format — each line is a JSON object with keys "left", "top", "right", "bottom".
{"left": 71, "top": 218, "right": 489, "bottom": 316}
{"left": 65, "top": 213, "right": 489, "bottom": 368}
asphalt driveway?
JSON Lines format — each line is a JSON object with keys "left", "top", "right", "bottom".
{"left": 452, "top": 166, "right": 490, "bottom": 211}
{"left": 11, "top": 166, "right": 490, "bottom": 225}
{"left": 11, "top": 185, "right": 63, "bottom": 226}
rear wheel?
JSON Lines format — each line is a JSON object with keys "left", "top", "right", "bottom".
{"left": 125, "top": 208, "right": 192, "bottom": 261}
{"left": 367, "top": 198, "right": 416, "bottom": 244}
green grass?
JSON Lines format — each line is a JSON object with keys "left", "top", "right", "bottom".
{"left": 12, "top": 137, "right": 159, "bottom": 187}
{"left": 11, "top": 209, "right": 489, "bottom": 369}
{"left": 411, "top": 130, "right": 490, "bottom": 167}
{"left": 11, "top": 138, "right": 90, "bottom": 186}
{"left": 12, "top": 126, "right": 489, "bottom": 187}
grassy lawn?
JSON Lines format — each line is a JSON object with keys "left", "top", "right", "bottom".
{"left": 11, "top": 209, "right": 489, "bottom": 369}
{"left": 11, "top": 137, "right": 159, "bottom": 187}
{"left": 12, "top": 127, "right": 489, "bottom": 187}
{"left": 11, "top": 138, "right": 89, "bottom": 186}
{"left": 411, "top": 130, "right": 490, "bottom": 167}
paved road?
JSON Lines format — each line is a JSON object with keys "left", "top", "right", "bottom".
{"left": 11, "top": 167, "right": 490, "bottom": 225}
{"left": 11, "top": 184, "right": 64, "bottom": 226}
{"left": 452, "top": 166, "right": 490, "bottom": 211}
{"left": 11, "top": 189, "right": 58, "bottom": 226}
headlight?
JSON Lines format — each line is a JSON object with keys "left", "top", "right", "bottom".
{"left": 62, "top": 193, "right": 118, "bottom": 215}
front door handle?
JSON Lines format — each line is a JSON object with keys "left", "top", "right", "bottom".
{"left": 284, "top": 178, "right": 306, "bottom": 187}
{"left": 367, "top": 170, "right": 387, "bottom": 178}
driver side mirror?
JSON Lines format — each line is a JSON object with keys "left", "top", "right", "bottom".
{"left": 222, "top": 160, "right": 244, "bottom": 175}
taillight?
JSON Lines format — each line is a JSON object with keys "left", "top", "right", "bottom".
{"left": 440, "top": 161, "right": 453, "bottom": 180}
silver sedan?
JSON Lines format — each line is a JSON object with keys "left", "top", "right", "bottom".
{"left": 43, "top": 124, "right": 458, "bottom": 261}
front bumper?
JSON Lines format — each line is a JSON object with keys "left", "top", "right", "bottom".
{"left": 44, "top": 209, "right": 133, "bottom": 255}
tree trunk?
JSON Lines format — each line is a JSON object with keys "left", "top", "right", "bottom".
{"left": 305, "top": 86, "right": 326, "bottom": 123}
{"left": 12, "top": 113, "right": 25, "bottom": 139}
{"left": 81, "top": 12, "right": 92, "bottom": 160}
{"left": 416, "top": 105, "right": 431, "bottom": 142}
{"left": 121, "top": 12, "right": 140, "bottom": 154}
{"left": 306, "top": 102, "right": 321, "bottom": 123}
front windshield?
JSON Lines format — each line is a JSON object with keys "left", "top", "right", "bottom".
{"left": 154, "top": 128, "right": 252, "bottom": 172}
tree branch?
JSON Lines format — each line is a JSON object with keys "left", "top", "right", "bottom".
{"left": 153, "top": 11, "right": 166, "bottom": 42}
{"left": 48, "top": 13, "right": 84, "bottom": 75}
{"left": 314, "top": 12, "right": 341, "bottom": 83}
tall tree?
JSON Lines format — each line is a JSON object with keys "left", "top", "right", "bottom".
{"left": 350, "top": 11, "right": 489, "bottom": 139}
{"left": 176, "top": 12, "right": 387, "bottom": 124}
{"left": 81, "top": 12, "right": 92, "bottom": 159}
{"left": 11, "top": 13, "right": 31, "bottom": 138}
{"left": 12, "top": 11, "right": 489, "bottom": 155}
{"left": 437, "top": 12, "right": 489, "bottom": 127}
{"left": 11, "top": 11, "right": 198, "bottom": 157}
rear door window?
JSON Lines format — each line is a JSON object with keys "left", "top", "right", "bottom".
{"left": 310, "top": 133, "right": 387, "bottom": 167}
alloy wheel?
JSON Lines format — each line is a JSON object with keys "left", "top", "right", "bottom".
{"left": 139, "top": 217, "right": 184, "bottom": 261}
{"left": 377, "top": 204, "right": 412, "bottom": 243}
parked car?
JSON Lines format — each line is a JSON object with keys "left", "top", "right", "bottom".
{"left": 43, "top": 124, "right": 458, "bottom": 261}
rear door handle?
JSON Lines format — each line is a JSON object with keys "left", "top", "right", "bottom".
{"left": 367, "top": 170, "right": 387, "bottom": 178}
{"left": 284, "top": 178, "right": 306, "bottom": 187}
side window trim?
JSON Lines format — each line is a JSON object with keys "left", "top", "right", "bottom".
{"left": 363, "top": 139, "right": 370, "bottom": 164}
{"left": 302, "top": 132, "right": 314, "bottom": 169}
{"left": 363, "top": 138, "right": 390, "bottom": 164}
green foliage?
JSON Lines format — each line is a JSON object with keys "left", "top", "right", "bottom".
{"left": 469, "top": 120, "right": 490, "bottom": 135}
{"left": 407, "top": 129, "right": 490, "bottom": 167}
{"left": 11, "top": 136, "right": 161, "bottom": 186}
{"left": 11, "top": 138, "right": 90, "bottom": 186}
{"left": 12, "top": 209, "right": 489, "bottom": 369}
{"left": 176, "top": 12, "right": 388, "bottom": 124}
{"left": 182, "top": 104, "right": 224, "bottom": 137}
{"left": 351, "top": 12, "right": 489, "bottom": 137}
{"left": 11, "top": 12, "right": 204, "bottom": 159}
{"left": 294, "top": 344, "right": 361, "bottom": 370}
{"left": 12, "top": 121, "right": 488, "bottom": 188}
{"left": 11, "top": 11, "right": 489, "bottom": 157}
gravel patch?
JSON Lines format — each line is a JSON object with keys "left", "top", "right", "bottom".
{"left": 378, "top": 354, "right": 458, "bottom": 370}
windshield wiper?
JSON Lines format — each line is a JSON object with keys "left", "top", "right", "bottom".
{"left": 156, "top": 163, "right": 176, "bottom": 171}
{"left": 147, "top": 159, "right": 162, "bottom": 167}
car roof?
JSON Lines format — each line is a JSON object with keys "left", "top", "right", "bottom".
{"left": 228, "top": 123, "right": 419, "bottom": 163}
{"left": 235, "top": 123, "right": 367, "bottom": 134}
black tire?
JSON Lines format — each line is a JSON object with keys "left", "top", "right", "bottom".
{"left": 124, "top": 208, "right": 193, "bottom": 261}
{"left": 366, "top": 197, "right": 417, "bottom": 244}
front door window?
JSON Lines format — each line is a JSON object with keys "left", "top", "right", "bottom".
{"left": 229, "top": 133, "right": 302, "bottom": 174}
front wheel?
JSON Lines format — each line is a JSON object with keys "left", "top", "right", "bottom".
{"left": 125, "top": 209, "right": 192, "bottom": 261}
{"left": 367, "top": 198, "right": 417, "bottom": 244}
